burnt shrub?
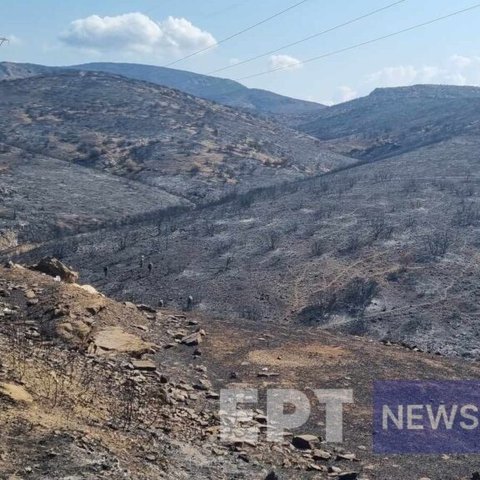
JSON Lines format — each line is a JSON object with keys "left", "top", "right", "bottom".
{"left": 298, "top": 277, "right": 378, "bottom": 324}
{"left": 310, "top": 239, "right": 324, "bottom": 257}
{"left": 417, "top": 229, "right": 454, "bottom": 261}
{"left": 453, "top": 201, "right": 480, "bottom": 227}
{"left": 339, "top": 233, "right": 362, "bottom": 255}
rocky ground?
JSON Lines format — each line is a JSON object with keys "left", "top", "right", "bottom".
{"left": 0, "top": 262, "right": 359, "bottom": 479}
{"left": 1, "top": 261, "right": 480, "bottom": 479}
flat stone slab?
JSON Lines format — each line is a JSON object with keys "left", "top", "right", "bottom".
{"left": 93, "top": 327, "right": 155, "bottom": 355}
{"left": 131, "top": 359, "right": 157, "bottom": 371}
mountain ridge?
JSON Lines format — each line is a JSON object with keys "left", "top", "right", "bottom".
{"left": 0, "top": 60, "right": 325, "bottom": 118}
{"left": 300, "top": 83, "right": 480, "bottom": 159}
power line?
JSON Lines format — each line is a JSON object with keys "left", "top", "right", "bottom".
{"left": 0, "top": 38, "right": 9, "bottom": 47}
{"left": 163, "top": 0, "right": 310, "bottom": 68}
{"left": 208, "top": 0, "right": 407, "bottom": 75}
{"left": 197, "top": 1, "right": 254, "bottom": 20}
{"left": 235, "top": 3, "right": 480, "bottom": 81}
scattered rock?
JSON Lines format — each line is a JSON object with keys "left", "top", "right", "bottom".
{"left": 85, "top": 301, "right": 106, "bottom": 315}
{"left": 238, "top": 453, "right": 249, "bottom": 462}
{"left": 338, "top": 473, "right": 359, "bottom": 480}
{"left": 307, "top": 464, "right": 325, "bottom": 472}
{"left": 291, "top": 434, "right": 319, "bottom": 450}
{"left": 265, "top": 471, "right": 280, "bottom": 480}
{"left": 181, "top": 332, "right": 203, "bottom": 346}
{"left": 313, "top": 449, "right": 332, "bottom": 461}
{"left": 131, "top": 359, "right": 157, "bottom": 371}
{"left": 77, "top": 284, "right": 102, "bottom": 295}
{"left": 337, "top": 453, "right": 357, "bottom": 461}
{"left": 206, "top": 391, "right": 219, "bottom": 399}
{"left": 136, "top": 304, "right": 156, "bottom": 313}
{"left": 257, "top": 372, "right": 280, "bottom": 378}
{"left": 193, "top": 379, "right": 212, "bottom": 391}
{"left": 328, "top": 466, "right": 342, "bottom": 474}
{"left": 133, "top": 324, "right": 149, "bottom": 332}
{"left": 254, "top": 415, "right": 268, "bottom": 424}
{"left": 56, "top": 320, "right": 91, "bottom": 343}
{"left": 24, "top": 289, "right": 36, "bottom": 299}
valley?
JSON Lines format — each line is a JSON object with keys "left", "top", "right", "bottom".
{"left": 2, "top": 61, "right": 480, "bottom": 479}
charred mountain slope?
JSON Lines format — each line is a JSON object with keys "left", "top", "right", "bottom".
{"left": 300, "top": 84, "right": 480, "bottom": 160}
{"left": 23, "top": 134, "right": 480, "bottom": 359}
{"left": 0, "top": 71, "right": 352, "bottom": 204}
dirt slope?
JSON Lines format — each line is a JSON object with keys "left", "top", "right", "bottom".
{"left": 1, "top": 263, "right": 480, "bottom": 479}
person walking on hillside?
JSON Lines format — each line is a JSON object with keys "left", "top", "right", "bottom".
{"left": 148, "top": 262, "right": 153, "bottom": 275}
{"left": 140, "top": 255, "right": 145, "bottom": 269}
{"left": 103, "top": 266, "right": 108, "bottom": 278}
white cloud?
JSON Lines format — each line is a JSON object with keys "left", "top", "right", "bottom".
{"left": 269, "top": 54, "right": 302, "bottom": 71}
{"left": 5, "top": 35, "right": 22, "bottom": 46}
{"left": 338, "top": 86, "right": 358, "bottom": 102}
{"left": 364, "top": 55, "right": 480, "bottom": 89}
{"left": 316, "top": 54, "right": 480, "bottom": 106}
{"left": 366, "top": 65, "right": 424, "bottom": 86}
{"left": 450, "top": 54, "right": 473, "bottom": 69}
{"left": 320, "top": 85, "right": 359, "bottom": 106}
{"left": 60, "top": 13, "right": 216, "bottom": 56}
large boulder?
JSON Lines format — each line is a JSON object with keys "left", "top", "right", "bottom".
{"left": 31, "top": 257, "right": 79, "bottom": 283}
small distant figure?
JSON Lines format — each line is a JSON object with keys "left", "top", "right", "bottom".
{"left": 158, "top": 299, "right": 165, "bottom": 308}
{"left": 148, "top": 262, "right": 153, "bottom": 275}
{"left": 186, "top": 295, "right": 194, "bottom": 311}
{"left": 140, "top": 255, "right": 145, "bottom": 268}
{"left": 103, "top": 266, "right": 108, "bottom": 278}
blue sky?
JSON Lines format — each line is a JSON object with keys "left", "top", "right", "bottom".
{"left": 2, "top": 0, "right": 480, "bottom": 104}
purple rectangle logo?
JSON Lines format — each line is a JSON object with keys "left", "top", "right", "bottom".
{"left": 374, "top": 381, "right": 480, "bottom": 453}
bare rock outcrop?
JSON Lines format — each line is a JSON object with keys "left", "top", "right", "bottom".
{"left": 31, "top": 257, "right": 79, "bottom": 283}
